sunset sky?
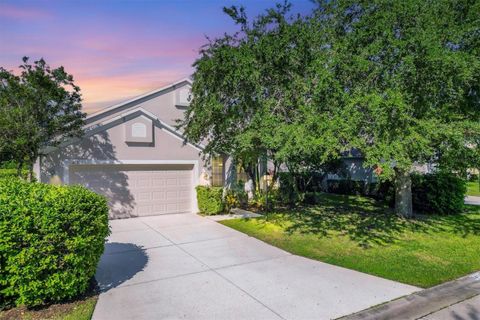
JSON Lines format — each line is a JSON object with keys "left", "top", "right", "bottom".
{"left": 1, "top": 0, "right": 313, "bottom": 113}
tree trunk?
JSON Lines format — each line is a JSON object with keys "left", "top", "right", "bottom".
{"left": 394, "top": 169, "right": 413, "bottom": 218}
{"left": 16, "top": 161, "right": 23, "bottom": 179}
{"left": 27, "top": 161, "right": 34, "bottom": 182}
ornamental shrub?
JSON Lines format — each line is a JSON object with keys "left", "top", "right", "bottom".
{"left": 411, "top": 172, "right": 466, "bottom": 215}
{"left": 196, "top": 186, "right": 224, "bottom": 215}
{"left": 0, "top": 178, "right": 110, "bottom": 308}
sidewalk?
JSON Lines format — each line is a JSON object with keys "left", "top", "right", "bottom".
{"left": 465, "top": 196, "right": 480, "bottom": 206}
{"left": 340, "top": 272, "right": 480, "bottom": 320}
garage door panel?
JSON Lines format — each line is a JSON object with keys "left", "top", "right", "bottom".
{"left": 69, "top": 164, "right": 194, "bottom": 219}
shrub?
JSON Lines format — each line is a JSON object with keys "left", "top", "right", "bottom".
{"left": 196, "top": 186, "right": 224, "bottom": 215}
{"left": 224, "top": 188, "right": 248, "bottom": 212}
{"left": 0, "top": 178, "right": 110, "bottom": 308}
{"left": 411, "top": 172, "right": 466, "bottom": 215}
{"left": 327, "top": 180, "right": 367, "bottom": 195}
{"left": 0, "top": 169, "right": 29, "bottom": 180}
{"left": 248, "top": 190, "right": 277, "bottom": 211}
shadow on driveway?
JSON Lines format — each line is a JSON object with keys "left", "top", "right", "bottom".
{"left": 95, "top": 243, "right": 148, "bottom": 292}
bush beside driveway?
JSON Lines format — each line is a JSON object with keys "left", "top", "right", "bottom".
{"left": 0, "top": 178, "right": 109, "bottom": 317}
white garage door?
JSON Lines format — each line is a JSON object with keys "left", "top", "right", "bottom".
{"left": 69, "top": 164, "right": 194, "bottom": 219}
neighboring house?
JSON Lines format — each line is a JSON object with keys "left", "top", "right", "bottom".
{"left": 36, "top": 78, "right": 234, "bottom": 219}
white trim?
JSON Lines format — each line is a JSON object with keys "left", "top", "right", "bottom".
{"left": 64, "top": 159, "right": 199, "bottom": 214}
{"left": 86, "top": 78, "right": 192, "bottom": 120}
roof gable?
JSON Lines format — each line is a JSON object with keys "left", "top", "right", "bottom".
{"left": 85, "top": 78, "right": 192, "bottom": 125}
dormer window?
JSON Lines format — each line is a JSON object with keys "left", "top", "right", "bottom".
{"left": 176, "top": 87, "right": 191, "bottom": 107}
{"left": 131, "top": 122, "right": 147, "bottom": 138}
{"left": 125, "top": 117, "right": 153, "bottom": 144}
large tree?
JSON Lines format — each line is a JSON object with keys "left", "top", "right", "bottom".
{"left": 314, "top": 0, "right": 480, "bottom": 217}
{"left": 179, "top": 3, "right": 345, "bottom": 190}
{"left": 180, "top": 0, "right": 480, "bottom": 218}
{"left": 0, "top": 57, "right": 85, "bottom": 179}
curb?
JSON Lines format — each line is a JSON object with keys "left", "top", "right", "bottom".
{"left": 339, "top": 272, "right": 480, "bottom": 320}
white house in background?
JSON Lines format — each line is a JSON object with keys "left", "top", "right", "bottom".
{"left": 36, "top": 78, "right": 237, "bottom": 219}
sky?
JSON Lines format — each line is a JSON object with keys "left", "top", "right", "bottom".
{"left": 0, "top": 0, "right": 314, "bottom": 113}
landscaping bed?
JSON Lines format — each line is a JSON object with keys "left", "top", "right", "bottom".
{"left": 220, "top": 193, "right": 480, "bottom": 288}
{"left": 0, "top": 290, "right": 97, "bottom": 320}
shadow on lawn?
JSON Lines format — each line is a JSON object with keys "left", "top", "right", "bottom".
{"left": 263, "top": 195, "right": 480, "bottom": 248}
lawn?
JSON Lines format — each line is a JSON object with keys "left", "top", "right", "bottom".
{"left": 220, "top": 193, "right": 480, "bottom": 288}
{"left": 467, "top": 181, "right": 480, "bottom": 197}
{"left": 0, "top": 295, "right": 97, "bottom": 320}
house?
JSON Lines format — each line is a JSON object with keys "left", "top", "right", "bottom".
{"left": 36, "top": 78, "right": 235, "bottom": 219}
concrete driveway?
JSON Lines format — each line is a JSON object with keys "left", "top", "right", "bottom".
{"left": 92, "top": 214, "right": 418, "bottom": 320}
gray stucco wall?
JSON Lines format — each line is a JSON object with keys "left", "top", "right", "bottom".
{"left": 40, "top": 121, "right": 206, "bottom": 185}
{"left": 40, "top": 81, "right": 206, "bottom": 186}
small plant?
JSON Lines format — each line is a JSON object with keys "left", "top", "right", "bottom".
{"left": 196, "top": 186, "right": 224, "bottom": 215}
{"left": 224, "top": 190, "right": 239, "bottom": 213}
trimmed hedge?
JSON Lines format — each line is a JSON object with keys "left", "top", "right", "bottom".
{"left": 411, "top": 173, "right": 466, "bottom": 215}
{"left": 196, "top": 186, "right": 224, "bottom": 215}
{"left": 0, "top": 178, "right": 110, "bottom": 308}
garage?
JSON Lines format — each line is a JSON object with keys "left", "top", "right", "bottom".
{"left": 69, "top": 163, "right": 195, "bottom": 219}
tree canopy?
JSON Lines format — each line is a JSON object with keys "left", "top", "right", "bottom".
{"left": 0, "top": 57, "right": 85, "bottom": 178}
{"left": 180, "top": 0, "right": 480, "bottom": 217}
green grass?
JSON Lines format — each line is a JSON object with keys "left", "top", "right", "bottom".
{"left": 467, "top": 181, "right": 480, "bottom": 197}
{"left": 220, "top": 193, "right": 480, "bottom": 288}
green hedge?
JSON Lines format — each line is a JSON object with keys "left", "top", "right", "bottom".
{"left": 0, "top": 178, "right": 110, "bottom": 307}
{"left": 196, "top": 186, "right": 224, "bottom": 215}
{"left": 411, "top": 173, "right": 466, "bottom": 215}
{"left": 326, "top": 173, "right": 466, "bottom": 214}
{"left": 0, "top": 169, "right": 29, "bottom": 180}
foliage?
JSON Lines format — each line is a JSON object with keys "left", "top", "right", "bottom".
{"left": 195, "top": 186, "right": 224, "bottom": 215}
{"left": 248, "top": 190, "right": 277, "bottom": 211}
{"left": 0, "top": 178, "right": 109, "bottom": 307}
{"left": 412, "top": 173, "right": 467, "bottom": 215}
{"left": 0, "top": 57, "right": 85, "bottom": 179}
{"left": 317, "top": 0, "right": 480, "bottom": 216}
{"left": 224, "top": 190, "right": 239, "bottom": 212}
{"left": 0, "top": 169, "right": 29, "bottom": 181}
{"left": 221, "top": 193, "right": 480, "bottom": 288}
{"left": 181, "top": 1, "right": 480, "bottom": 218}
{"left": 179, "top": 3, "right": 344, "bottom": 189}
{"left": 224, "top": 188, "right": 248, "bottom": 212}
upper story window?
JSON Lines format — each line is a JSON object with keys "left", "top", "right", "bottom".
{"left": 131, "top": 122, "right": 147, "bottom": 138}
{"left": 176, "top": 87, "right": 192, "bottom": 107}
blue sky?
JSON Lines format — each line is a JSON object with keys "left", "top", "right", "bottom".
{"left": 0, "top": 0, "right": 314, "bottom": 112}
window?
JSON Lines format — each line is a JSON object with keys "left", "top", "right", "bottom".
{"left": 131, "top": 122, "right": 147, "bottom": 138}
{"left": 176, "top": 88, "right": 192, "bottom": 106}
{"left": 211, "top": 157, "right": 224, "bottom": 186}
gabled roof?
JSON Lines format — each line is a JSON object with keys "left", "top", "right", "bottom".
{"left": 41, "top": 77, "right": 199, "bottom": 155}
{"left": 86, "top": 77, "right": 192, "bottom": 124}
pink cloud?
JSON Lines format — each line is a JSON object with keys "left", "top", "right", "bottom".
{"left": 0, "top": 3, "right": 50, "bottom": 20}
